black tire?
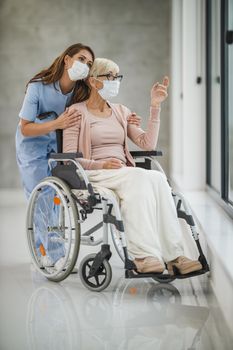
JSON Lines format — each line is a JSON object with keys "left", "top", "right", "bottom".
{"left": 152, "top": 274, "right": 176, "bottom": 283}
{"left": 79, "top": 253, "right": 112, "bottom": 292}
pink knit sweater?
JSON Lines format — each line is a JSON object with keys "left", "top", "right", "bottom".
{"left": 63, "top": 101, "right": 160, "bottom": 170}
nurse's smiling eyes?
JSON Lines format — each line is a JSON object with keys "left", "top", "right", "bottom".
{"left": 78, "top": 55, "right": 93, "bottom": 69}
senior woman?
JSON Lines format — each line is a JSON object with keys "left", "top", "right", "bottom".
{"left": 63, "top": 58, "right": 202, "bottom": 275}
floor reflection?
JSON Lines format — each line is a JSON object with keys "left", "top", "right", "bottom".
{"left": 26, "top": 269, "right": 212, "bottom": 350}
{"left": 26, "top": 284, "right": 81, "bottom": 350}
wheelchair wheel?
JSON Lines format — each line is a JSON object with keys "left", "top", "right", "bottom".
{"left": 110, "top": 224, "right": 125, "bottom": 262}
{"left": 146, "top": 283, "right": 181, "bottom": 305}
{"left": 79, "top": 253, "right": 112, "bottom": 292}
{"left": 26, "top": 176, "right": 80, "bottom": 282}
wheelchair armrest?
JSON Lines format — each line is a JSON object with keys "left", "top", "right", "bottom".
{"left": 49, "top": 152, "right": 93, "bottom": 193}
{"left": 130, "top": 150, "right": 163, "bottom": 158}
{"left": 49, "top": 152, "right": 83, "bottom": 160}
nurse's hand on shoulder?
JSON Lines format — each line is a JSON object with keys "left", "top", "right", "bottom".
{"left": 127, "top": 113, "right": 141, "bottom": 128}
{"left": 151, "top": 76, "right": 169, "bottom": 108}
{"left": 103, "top": 158, "right": 123, "bottom": 169}
{"left": 55, "top": 108, "right": 82, "bottom": 129}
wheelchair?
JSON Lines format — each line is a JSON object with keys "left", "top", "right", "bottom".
{"left": 26, "top": 112, "right": 209, "bottom": 292}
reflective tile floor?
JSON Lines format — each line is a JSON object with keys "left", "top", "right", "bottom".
{"left": 0, "top": 191, "right": 233, "bottom": 350}
{"left": 1, "top": 248, "right": 233, "bottom": 350}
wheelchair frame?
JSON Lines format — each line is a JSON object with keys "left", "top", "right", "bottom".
{"left": 51, "top": 151, "right": 209, "bottom": 286}
{"left": 26, "top": 114, "right": 209, "bottom": 291}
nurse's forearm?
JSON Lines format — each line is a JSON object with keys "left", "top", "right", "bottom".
{"left": 20, "top": 120, "right": 57, "bottom": 137}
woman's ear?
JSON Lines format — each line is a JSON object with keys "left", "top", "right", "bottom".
{"left": 64, "top": 54, "right": 71, "bottom": 69}
{"left": 88, "top": 77, "right": 96, "bottom": 88}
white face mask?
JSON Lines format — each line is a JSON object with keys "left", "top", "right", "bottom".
{"left": 97, "top": 80, "right": 120, "bottom": 100}
{"left": 67, "top": 60, "right": 89, "bottom": 81}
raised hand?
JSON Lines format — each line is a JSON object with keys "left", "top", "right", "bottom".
{"left": 151, "top": 76, "right": 169, "bottom": 108}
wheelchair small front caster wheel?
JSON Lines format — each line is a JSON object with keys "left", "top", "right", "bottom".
{"left": 79, "top": 253, "right": 112, "bottom": 292}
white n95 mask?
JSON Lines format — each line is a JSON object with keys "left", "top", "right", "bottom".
{"left": 97, "top": 80, "right": 120, "bottom": 100}
{"left": 67, "top": 60, "right": 89, "bottom": 81}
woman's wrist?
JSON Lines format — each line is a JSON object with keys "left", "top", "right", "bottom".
{"left": 150, "top": 102, "right": 161, "bottom": 109}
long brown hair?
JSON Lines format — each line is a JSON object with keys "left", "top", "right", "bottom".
{"left": 27, "top": 43, "right": 95, "bottom": 104}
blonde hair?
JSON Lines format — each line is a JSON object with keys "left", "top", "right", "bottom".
{"left": 90, "top": 58, "right": 119, "bottom": 77}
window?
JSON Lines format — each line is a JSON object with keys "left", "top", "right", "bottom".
{"left": 206, "top": 0, "right": 233, "bottom": 217}
{"left": 228, "top": 0, "right": 233, "bottom": 204}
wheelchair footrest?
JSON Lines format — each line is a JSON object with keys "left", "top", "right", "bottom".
{"left": 125, "top": 264, "right": 209, "bottom": 282}
{"left": 125, "top": 269, "right": 176, "bottom": 282}
{"left": 174, "top": 266, "right": 210, "bottom": 279}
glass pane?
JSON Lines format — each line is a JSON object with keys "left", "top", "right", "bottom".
{"left": 210, "top": 0, "right": 221, "bottom": 192}
{"left": 228, "top": 0, "right": 233, "bottom": 203}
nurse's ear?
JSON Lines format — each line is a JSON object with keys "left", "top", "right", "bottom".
{"left": 64, "top": 54, "right": 73, "bottom": 70}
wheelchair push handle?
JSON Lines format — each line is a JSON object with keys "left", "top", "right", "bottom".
{"left": 37, "top": 111, "right": 58, "bottom": 120}
{"left": 36, "top": 110, "right": 64, "bottom": 152}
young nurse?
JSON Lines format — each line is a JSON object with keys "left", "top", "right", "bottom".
{"left": 15, "top": 43, "right": 95, "bottom": 267}
{"left": 16, "top": 43, "right": 95, "bottom": 198}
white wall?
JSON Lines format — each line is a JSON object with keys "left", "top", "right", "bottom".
{"left": 0, "top": 0, "right": 171, "bottom": 188}
{"left": 170, "top": 0, "right": 206, "bottom": 191}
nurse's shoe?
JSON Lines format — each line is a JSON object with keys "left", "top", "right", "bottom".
{"left": 54, "top": 257, "right": 78, "bottom": 274}
{"left": 167, "top": 256, "right": 202, "bottom": 275}
{"left": 37, "top": 256, "right": 77, "bottom": 274}
{"left": 134, "top": 257, "right": 165, "bottom": 274}
{"left": 39, "top": 255, "right": 54, "bottom": 268}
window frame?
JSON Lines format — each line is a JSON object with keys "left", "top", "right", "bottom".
{"left": 206, "top": 0, "right": 233, "bottom": 219}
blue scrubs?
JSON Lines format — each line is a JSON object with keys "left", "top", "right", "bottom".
{"left": 16, "top": 80, "right": 74, "bottom": 263}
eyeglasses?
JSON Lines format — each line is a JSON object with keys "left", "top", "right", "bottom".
{"left": 96, "top": 73, "right": 123, "bottom": 82}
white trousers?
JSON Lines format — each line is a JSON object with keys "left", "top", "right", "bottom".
{"left": 85, "top": 167, "right": 184, "bottom": 262}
